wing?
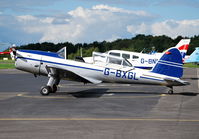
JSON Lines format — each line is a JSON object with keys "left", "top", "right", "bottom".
{"left": 45, "top": 65, "right": 102, "bottom": 84}
{"left": 164, "top": 78, "right": 190, "bottom": 86}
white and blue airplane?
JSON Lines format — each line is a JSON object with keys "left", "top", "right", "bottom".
{"left": 185, "top": 47, "right": 199, "bottom": 64}
{"left": 11, "top": 46, "right": 189, "bottom": 95}
{"left": 84, "top": 39, "right": 190, "bottom": 69}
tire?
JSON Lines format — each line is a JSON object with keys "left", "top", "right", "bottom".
{"left": 168, "top": 89, "right": 173, "bottom": 94}
{"left": 51, "top": 84, "right": 57, "bottom": 93}
{"left": 40, "top": 86, "right": 51, "bottom": 96}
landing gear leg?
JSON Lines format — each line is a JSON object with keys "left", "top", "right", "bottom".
{"left": 51, "top": 78, "right": 60, "bottom": 93}
{"left": 168, "top": 86, "right": 174, "bottom": 94}
{"left": 40, "top": 68, "right": 59, "bottom": 96}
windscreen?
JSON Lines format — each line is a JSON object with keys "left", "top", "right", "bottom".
{"left": 57, "top": 47, "right": 66, "bottom": 59}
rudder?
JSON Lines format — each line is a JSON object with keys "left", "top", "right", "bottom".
{"left": 175, "top": 39, "right": 190, "bottom": 60}
{"left": 151, "top": 48, "right": 183, "bottom": 78}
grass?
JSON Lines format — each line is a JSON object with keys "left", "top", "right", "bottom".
{"left": 0, "top": 60, "right": 15, "bottom": 69}
{"left": 0, "top": 60, "right": 199, "bottom": 69}
{"left": 0, "top": 60, "right": 14, "bottom": 63}
{"left": 183, "top": 63, "right": 199, "bottom": 68}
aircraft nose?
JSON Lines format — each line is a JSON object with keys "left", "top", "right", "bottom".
{"left": 14, "top": 50, "right": 24, "bottom": 69}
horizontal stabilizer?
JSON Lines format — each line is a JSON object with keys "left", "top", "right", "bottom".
{"left": 164, "top": 78, "right": 190, "bottom": 86}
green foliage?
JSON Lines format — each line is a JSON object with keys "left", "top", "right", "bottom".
{"left": 0, "top": 55, "right": 10, "bottom": 60}
{"left": 16, "top": 35, "right": 199, "bottom": 58}
{"left": 184, "top": 63, "right": 199, "bottom": 68}
{"left": 0, "top": 60, "right": 15, "bottom": 69}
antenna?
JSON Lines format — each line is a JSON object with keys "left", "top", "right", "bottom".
{"left": 64, "top": 47, "right": 67, "bottom": 59}
{"left": 80, "top": 47, "right": 82, "bottom": 57}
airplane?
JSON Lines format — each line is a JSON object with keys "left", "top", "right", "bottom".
{"left": 0, "top": 47, "right": 16, "bottom": 60}
{"left": 185, "top": 47, "right": 199, "bottom": 64}
{"left": 10, "top": 45, "right": 189, "bottom": 96}
{"left": 0, "top": 44, "right": 16, "bottom": 54}
{"left": 84, "top": 39, "right": 191, "bottom": 69}
{"left": 0, "top": 51, "right": 11, "bottom": 55}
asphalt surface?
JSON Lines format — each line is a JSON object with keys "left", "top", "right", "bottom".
{"left": 0, "top": 68, "right": 199, "bottom": 139}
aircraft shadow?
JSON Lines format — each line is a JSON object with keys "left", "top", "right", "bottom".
{"left": 56, "top": 89, "right": 165, "bottom": 98}
{"left": 182, "top": 77, "right": 199, "bottom": 80}
{"left": 60, "top": 88, "right": 109, "bottom": 98}
{"left": 55, "top": 89, "right": 198, "bottom": 98}
{"left": 56, "top": 88, "right": 198, "bottom": 98}
{"left": 177, "top": 92, "right": 198, "bottom": 96}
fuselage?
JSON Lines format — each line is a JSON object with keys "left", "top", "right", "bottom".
{"left": 14, "top": 49, "right": 180, "bottom": 87}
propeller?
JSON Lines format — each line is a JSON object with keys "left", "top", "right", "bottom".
{"left": 9, "top": 45, "right": 17, "bottom": 60}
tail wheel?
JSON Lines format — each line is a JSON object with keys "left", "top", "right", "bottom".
{"left": 167, "top": 86, "right": 174, "bottom": 94}
{"left": 168, "top": 89, "right": 174, "bottom": 94}
{"left": 40, "top": 86, "right": 52, "bottom": 96}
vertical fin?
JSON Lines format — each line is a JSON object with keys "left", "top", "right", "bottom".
{"left": 185, "top": 47, "right": 199, "bottom": 63}
{"left": 175, "top": 39, "right": 190, "bottom": 60}
{"left": 151, "top": 48, "right": 183, "bottom": 78}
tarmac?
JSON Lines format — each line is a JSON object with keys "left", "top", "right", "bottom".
{"left": 0, "top": 68, "right": 199, "bottom": 139}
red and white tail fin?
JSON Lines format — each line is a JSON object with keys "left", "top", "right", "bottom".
{"left": 175, "top": 39, "right": 191, "bottom": 62}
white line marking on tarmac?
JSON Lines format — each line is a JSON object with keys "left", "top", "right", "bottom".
{"left": 0, "top": 118, "right": 199, "bottom": 122}
{"left": 17, "top": 94, "right": 23, "bottom": 96}
{"left": 103, "top": 93, "right": 114, "bottom": 96}
{"left": 17, "top": 94, "right": 166, "bottom": 99}
{"left": 0, "top": 93, "right": 27, "bottom": 100}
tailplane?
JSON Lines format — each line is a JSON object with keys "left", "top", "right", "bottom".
{"left": 151, "top": 48, "right": 183, "bottom": 78}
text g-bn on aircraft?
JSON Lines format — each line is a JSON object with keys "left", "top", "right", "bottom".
{"left": 84, "top": 39, "right": 190, "bottom": 69}
{"left": 11, "top": 46, "right": 190, "bottom": 95}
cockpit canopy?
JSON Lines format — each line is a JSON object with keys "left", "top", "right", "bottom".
{"left": 92, "top": 52, "right": 133, "bottom": 67}
{"left": 57, "top": 47, "right": 67, "bottom": 59}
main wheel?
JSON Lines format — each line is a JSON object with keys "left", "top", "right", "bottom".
{"left": 51, "top": 84, "right": 57, "bottom": 93}
{"left": 40, "top": 86, "right": 52, "bottom": 96}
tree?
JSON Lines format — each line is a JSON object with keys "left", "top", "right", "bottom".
{"left": 16, "top": 35, "right": 198, "bottom": 58}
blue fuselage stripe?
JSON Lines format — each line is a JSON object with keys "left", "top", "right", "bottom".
{"left": 18, "top": 50, "right": 63, "bottom": 58}
{"left": 134, "top": 66, "right": 152, "bottom": 69}
{"left": 17, "top": 57, "right": 103, "bottom": 72}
